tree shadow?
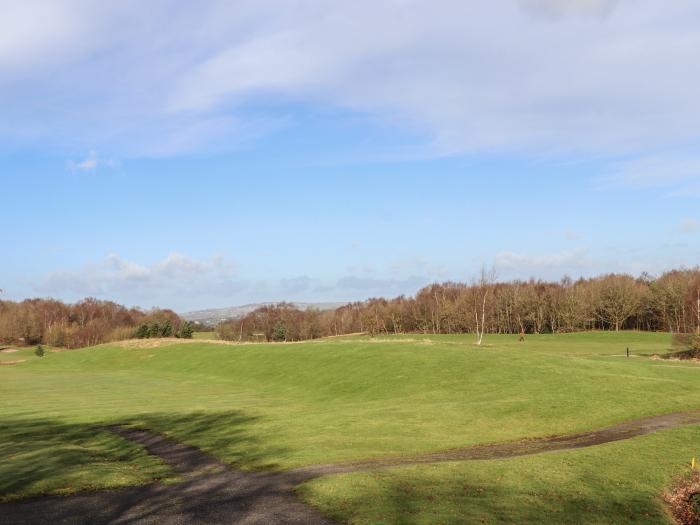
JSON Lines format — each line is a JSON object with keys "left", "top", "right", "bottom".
{"left": 302, "top": 470, "right": 671, "bottom": 524}
{"left": 0, "top": 409, "right": 282, "bottom": 502}
{"left": 129, "top": 409, "right": 284, "bottom": 471}
{"left": 0, "top": 410, "right": 334, "bottom": 525}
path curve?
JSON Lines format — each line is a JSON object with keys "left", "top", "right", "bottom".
{"left": 2, "top": 409, "right": 700, "bottom": 524}
{"left": 0, "top": 426, "right": 336, "bottom": 525}
{"left": 292, "top": 408, "right": 700, "bottom": 477}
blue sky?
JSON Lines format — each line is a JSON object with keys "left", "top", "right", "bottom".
{"left": 2, "top": 0, "right": 699, "bottom": 311}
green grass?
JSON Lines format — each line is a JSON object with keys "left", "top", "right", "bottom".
{"left": 300, "top": 425, "right": 699, "bottom": 524}
{"left": 1, "top": 332, "right": 699, "bottom": 522}
{"left": 192, "top": 331, "right": 218, "bottom": 339}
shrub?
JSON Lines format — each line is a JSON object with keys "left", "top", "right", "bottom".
{"left": 272, "top": 320, "right": 287, "bottom": 342}
{"left": 664, "top": 471, "right": 700, "bottom": 525}
{"left": 148, "top": 323, "right": 161, "bottom": 338}
{"left": 135, "top": 324, "right": 150, "bottom": 339}
{"left": 177, "top": 322, "right": 194, "bottom": 339}
{"left": 672, "top": 333, "right": 700, "bottom": 359}
{"left": 34, "top": 345, "right": 45, "bottom": 358}
{"left": 161, "top": 320, "right": 173, "bottom": 337}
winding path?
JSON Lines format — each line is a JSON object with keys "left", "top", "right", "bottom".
{"left": 2, "top": 409, "right": 700, "bottom": 524}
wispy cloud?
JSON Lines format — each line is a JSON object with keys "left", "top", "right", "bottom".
{"left": 495, "top": 248, "right": 594, "bottom": 279}
{"left": 603, "top": 155, "right": 700, "bottom": 196}
{"left": 66, "top": 151, "right": 118, "bottom": 172}
{"left": 336, "top": 275, "right": 427, "bottom": 295}
{"left": 1, "top": 1, "right": 699, "bottom": 159}
{"left": 33, "top": 253, "right": 431, "bottom": 309}
{"left": 519, "top": 0, "right": 620, "bottom": 18}
{"left": 36, "top": 253, "right": 239, "bottom": 306}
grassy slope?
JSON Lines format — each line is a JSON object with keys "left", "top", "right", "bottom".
{"left": 192, "top": 331, "right": 218, "bottom": 339}
{"left": 1, "top": 332, "right": 699, "bottom": 521}
{"left": 300, "top": 425, "right": 700, "bottom": 524}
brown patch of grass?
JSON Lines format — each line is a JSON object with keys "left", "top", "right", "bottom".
{"left": 0, "top": 360, "right": 26, "bottom": 366}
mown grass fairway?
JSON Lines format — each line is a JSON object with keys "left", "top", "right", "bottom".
{"left": 2, "top": 332, "right": 700, "bottom": 523}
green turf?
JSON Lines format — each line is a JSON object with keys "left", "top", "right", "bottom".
{"left": 192, "top": 331, "right": 218, "bottom": 339}
{"left": 299, "top": 424, "right": 700, "bottom": 524}
{"left": 1, "top": 332, "right": 699, "bottom": 522}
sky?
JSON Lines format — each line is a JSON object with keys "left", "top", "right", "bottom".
{"left": 2, "top": 0, "right": 700, "bottom": 312}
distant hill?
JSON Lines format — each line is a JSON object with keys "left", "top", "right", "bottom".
{"left": 181, "top": 302, "right": 347, "bottom": 325}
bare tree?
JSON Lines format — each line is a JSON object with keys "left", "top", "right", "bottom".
{"left": 474, "top": 266, "right": 496, "bottom": 346}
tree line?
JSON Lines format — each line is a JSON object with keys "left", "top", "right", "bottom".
{"left": 217, "top": 268, "right": 700, "bottom": 342}
{"left": 0, "top": 297, "right": 192, "bottom": 348}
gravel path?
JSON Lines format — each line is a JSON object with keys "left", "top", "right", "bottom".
{"left": 2, "top": 409, "right": 700, "bottom": 524}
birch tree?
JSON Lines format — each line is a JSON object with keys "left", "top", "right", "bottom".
{"left": 474, "top": 266, "right": 496, "bottom": 345}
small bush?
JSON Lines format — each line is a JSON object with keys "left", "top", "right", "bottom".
{"left": 134, "top": 324, "right": 149, "bottom": 339}
{"left": 665, "top": 471, "right": 700, "bottom": 525}
{"left": 672, "top": 333, "right": 700, "bottom": 359}
{"left": 272, "top": 321, "right": 287, "bottom": 342}
{"left": 34, "top": 345, "right": 45, "bottom": 358}
{"left": 177, "top": 322, "right": 194, "bottom": 339}
{"left": 148, "top": 323, "right": 161, "bottom": 338}
{"left": 161, "top": 320, "right": 173, "bottom": 337}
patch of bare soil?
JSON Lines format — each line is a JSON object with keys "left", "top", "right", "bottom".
{"left": 0, "top": 359, "right": 25, "bottom": 366}
{"left": 114, "top": 338, "right": 237, "bottom": 350}
{"left": 293, "top": 409, "right": 700, "bottom": 477}
{"left": 0, "top": 348, "right": 18, "bottom": 353}
{"left": 652, "top": 353, "right": 700, "bottom": 364}
{"left": 114, "top": 338, "right": 331, "bottom": 349}
{"left": 337, "top": 337, "right": 435, "bottom": 345}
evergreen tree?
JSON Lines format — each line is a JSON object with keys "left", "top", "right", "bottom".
{"left": 178, "top": 322, "right": 194, "bottom": 339}
{"left": 148, "top": 323, "right": 161, "bottom": 338}
{"left": 272, "top": 320, "right": 287, "bottom": 342}
{"left": 135, "top": 324, "right": 149, "bottom": 339}
{"left": 161, "top": 320, "right": 173, "bottom": 337}
{"left": 34, "top": 345, "right": 45, "bottom": 358}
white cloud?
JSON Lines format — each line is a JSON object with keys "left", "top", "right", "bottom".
{"left": 66, "top": 151, "right": 118, "bottom": 172}
{"left": 0, "top": 1, "right": 699, "bottom": 159}
{"left": 36, "top": 253, "right": 239, "bottom": 305}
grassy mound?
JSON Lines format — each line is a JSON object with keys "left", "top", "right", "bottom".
{"left": 2, "top": 332, "right": 700, "bottom": 522}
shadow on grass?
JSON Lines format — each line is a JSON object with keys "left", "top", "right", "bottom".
{"left": 129, "top": 410, "right": 285, "bottom": 471}
{"left": 0, "top": 412, "right": 333, "bottom": 525}
{"left": 0, "top": 416, "right": 156, "bottom": 502}
{"left": 0, "top": 409, "right": 282, "bottom": 502}
{"left": 302, "top": 472, "right": 670, "bottom": 525}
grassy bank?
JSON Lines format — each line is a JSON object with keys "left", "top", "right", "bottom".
{"left": 1, "top": 332, "right": 698, "bottom": 521}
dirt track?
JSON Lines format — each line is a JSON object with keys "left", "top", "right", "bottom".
{"left": 2, "top": 409, "right": 700, "bottom": 524}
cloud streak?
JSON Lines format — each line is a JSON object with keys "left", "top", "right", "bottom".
{"left": 36, "top": 253, "right": 240, "bottom": 306}
{"left": 603, "top": 155, "right": 700, "bottom": 195}
{"left": 495, "top": 248, "right": 595, "bottom": 279}
{"left": 66, "top": 151, "right": 118, "bottom": 172}
{"left": 1, "top": 0, "right": 699, "bottom": 162}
